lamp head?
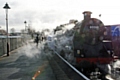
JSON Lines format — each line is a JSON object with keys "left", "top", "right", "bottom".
{"left": 3, "top": 3, "right": 10, "bottom": 9}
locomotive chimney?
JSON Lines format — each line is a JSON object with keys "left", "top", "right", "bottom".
{"left": 83, "top": 11, "right": 92, "bottom": 20}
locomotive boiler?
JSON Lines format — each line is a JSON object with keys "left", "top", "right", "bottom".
{"left": 73, "top": 11, "right": 115, "bottom": 70}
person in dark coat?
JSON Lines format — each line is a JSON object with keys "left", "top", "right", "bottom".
{"left": 35, "top": 34, "right": 39, "bottom": 47}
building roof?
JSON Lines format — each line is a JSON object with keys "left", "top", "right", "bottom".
{"left": 0, "top": 29, "right": 7, "bottom": 35}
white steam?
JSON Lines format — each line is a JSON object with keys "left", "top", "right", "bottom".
{"left": 18, "top": 42, "right": 44, "bottom": 58}
{"left": 46, "top": 24, "right": 75, "bottom": 64}
{"left": 113, "top": 60, "right": 120, "bottom": 68}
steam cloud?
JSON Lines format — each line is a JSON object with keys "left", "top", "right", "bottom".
{"left": 18, "top": 42, "right": 44, "bottom": 58}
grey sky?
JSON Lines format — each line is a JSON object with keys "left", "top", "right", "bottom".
{"left": 0, "top": 0, "right": 120, "bottom": 32}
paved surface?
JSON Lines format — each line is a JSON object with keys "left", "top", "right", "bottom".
{"left": 0, "top": 42, "right": 56, "bottom": 80}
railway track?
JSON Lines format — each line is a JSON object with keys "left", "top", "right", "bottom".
{"left": 54, "top": 51, "right": 90, "bottom": 80}
{"left": 44, "top": 45, "right": 90, "bottom": 80}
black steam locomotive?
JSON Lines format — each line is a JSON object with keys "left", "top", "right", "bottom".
{"left": 73, "top": 11, "right": 116, "bottom": 70}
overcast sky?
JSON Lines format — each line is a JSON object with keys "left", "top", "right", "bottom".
{"left": 0, "top": 0, "right": 120, "bottom": 32}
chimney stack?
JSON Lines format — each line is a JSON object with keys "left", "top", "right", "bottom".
{"left": 83, "top": 11, "right": 92, "bottom": 20}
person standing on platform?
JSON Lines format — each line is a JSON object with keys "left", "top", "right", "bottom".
{"left": 35, "top": 34, "right": 39, "bottom": 47}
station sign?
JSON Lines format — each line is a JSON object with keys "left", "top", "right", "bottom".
{"left": 111, "top": 25, "right": 120, "bottom": 37}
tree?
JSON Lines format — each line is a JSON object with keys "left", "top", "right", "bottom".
{"left": 10, "top": 28, "right": 15, "bottom": 36}
{"left": 10, "top": 28, "right": 15, "bottom": 33}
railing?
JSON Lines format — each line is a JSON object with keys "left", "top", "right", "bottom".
{"left": 0, "top": 35, "right": 31, "bottom": 56}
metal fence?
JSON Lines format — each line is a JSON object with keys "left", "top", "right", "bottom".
{"left": 0, "top": 35, "right": 29, "bottom": 56}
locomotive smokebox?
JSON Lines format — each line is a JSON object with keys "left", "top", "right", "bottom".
{"left": 83, "top": 11, "right": 92, "bottom": 20}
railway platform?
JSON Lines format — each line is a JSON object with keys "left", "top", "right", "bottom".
{"left": 0, "top": 42, "right": 70, "bottom": 80}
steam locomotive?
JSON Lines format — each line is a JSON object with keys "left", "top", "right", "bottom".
{"left": 73, "top": 11, "right": 118, "bottom": 72}
{"left": 51, "top": 11, "right": 119, "bottom": 76}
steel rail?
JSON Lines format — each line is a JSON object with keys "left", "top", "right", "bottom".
{"left": 54, "top": 51, "right": 90, "bottom": 80}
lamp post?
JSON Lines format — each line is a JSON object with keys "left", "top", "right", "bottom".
{"left": 3, "top": 3, "right": 10, "bottom": 56}
{"left": 24, "top": 21, "right": 27, "bottom": 31}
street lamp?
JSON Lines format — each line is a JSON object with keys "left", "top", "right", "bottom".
{"left": 3, "top": 3, "right": 10, "bottom": 56}
{"left": 24, "top": 21, "right": 27, "bottom": 31}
